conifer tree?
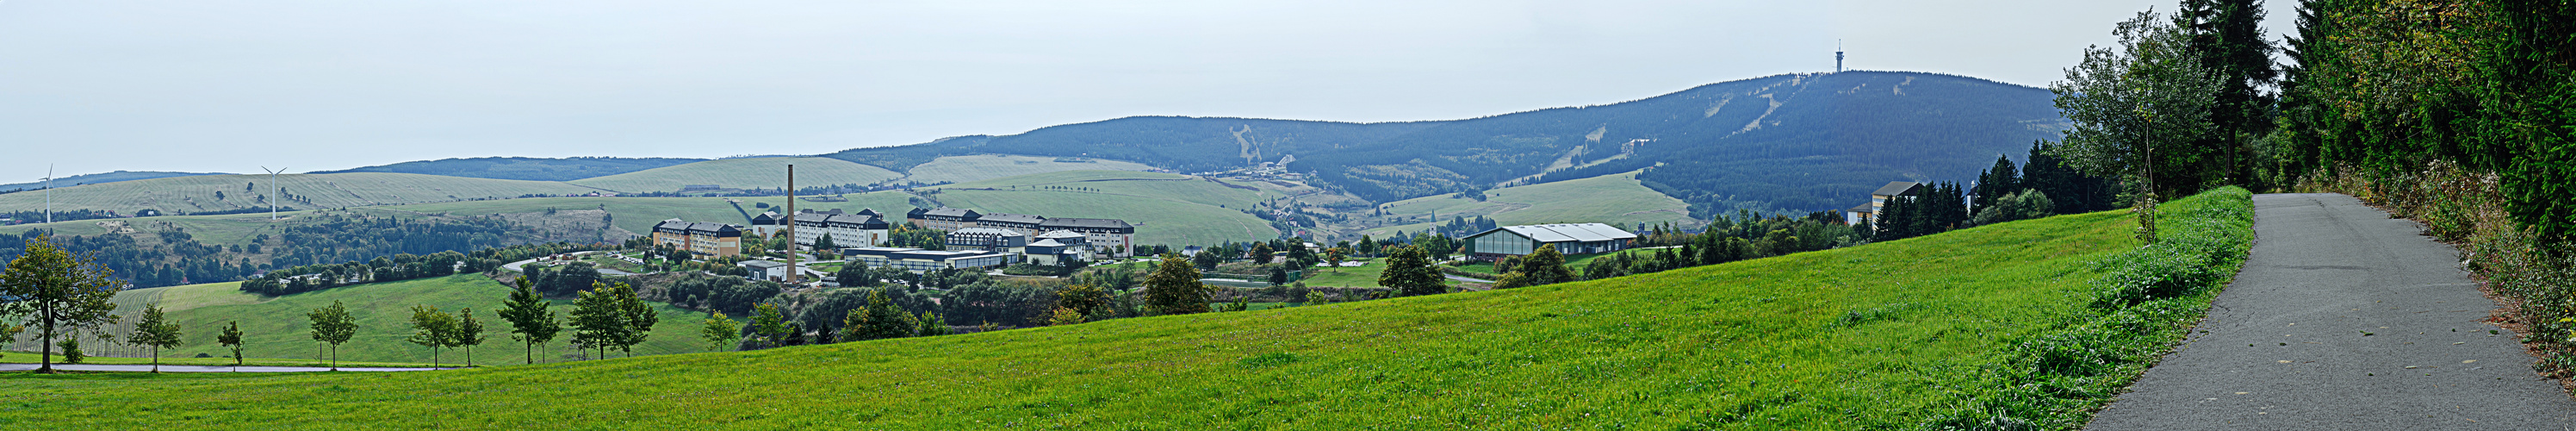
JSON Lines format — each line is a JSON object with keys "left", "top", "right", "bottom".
{"left": 455, "top": 308, "right": 487, "bottom": 367}
{"left": 498, "top": 277, "right": 558, "bottom": 365}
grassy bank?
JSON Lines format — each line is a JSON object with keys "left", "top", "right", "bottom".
{"left": 0, "top": 189, "right": 2251, "bottom": 428}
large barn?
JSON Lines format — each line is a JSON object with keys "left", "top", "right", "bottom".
{"left": 1462, "top": 223, "right": 1639, "bottom": 261}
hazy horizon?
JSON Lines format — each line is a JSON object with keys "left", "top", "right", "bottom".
{"left": 0, "top": 0, "right": 2295, "bottom": 180}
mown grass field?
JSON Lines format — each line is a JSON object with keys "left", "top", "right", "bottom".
{"left": 2, "top": 276, "right": 716, "bottom": 367}
{"left": 362, "top": 195, "right": 918, "bottom": 238}
{"left": 568, "top": 157, "right": 904, "bottom": 193}
{"left": 0, "top": 172, "right": 596, "bottom": 215}
{"left": 1362, "top": 170, "right": 1699, "bottom": 238}
{"left": 901, "top": 154, "right": 1156, "bottom": 185}
{"left": 0, "top": 190, "right": 2250, "bottom": 429}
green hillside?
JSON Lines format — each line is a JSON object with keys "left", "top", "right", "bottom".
{"left": 901, "top": 154, "right": 1158, "bottom": 185}
{"left": 929, "top": 171, "right": 1277, "bottom": 245}
{"left": 1360, "top": 170, "right": 1699, "bottom": 238}
{"left": 0, "top": 189, "right": 2250, "bottom": 428}
{"left": 570, "top": 157, "right": 903, "bottom": 193}
{"left": 363, "top": 195, "right": 915, "bottom": 238}
{"left": 0, "top": 171, "right": 227, "bottom": 193}
{"left": 0, "top": 172, "right": 597, "bottom": 215}
{"left": 6, "top": 276, "right": 711, "bottom": 365}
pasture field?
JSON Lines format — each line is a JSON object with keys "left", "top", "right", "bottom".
{"left": 360, "top": 194, "right": 920, "bottom": 237}
{"left": 0, "top": 172, "right": 595, "bottom": 215}
{"left": 934, "top": 189, "right": 1275, "bottom": 246}
{"left": 901, "top": 154, "right": 1156, "bottom": 184}
{"left": 0, "top": 190, "right": 2250, "bottom": 428}
{"left": 569, "top": 157, "right": 903, "bottom": 193}
{"left": 946, "top": 170, "right": 1269, "bottom": 210}
{"left": 3, "top": 276, "right": 715, "bottom": 367}
{"left": 1361, "top": 170, "right": 1698, "bottom": 238}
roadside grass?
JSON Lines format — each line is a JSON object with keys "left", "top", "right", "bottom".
{"left": 900, "top": 154, "right": 1157, "bottom": 185}
{"left": 3, "top": 276, "right": 719, "bottom": 366}
{"left": 1362, "top": 170, "right": 1699, "bottom": 238}
{"left": 0, "top": 172, "right": 595, "bottom": 215}
{"left": 569, "top": 157, "right": 903, "bottom": 193}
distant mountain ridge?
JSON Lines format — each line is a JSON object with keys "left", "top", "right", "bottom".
{"left": 0, "top": 171, "right": 228, "bottom": 193}
{"left": 825, "top": 71, "right": 2064, "bottom": 215}
{"left": 314, "top": 156, "right": 705, "bottom": 182}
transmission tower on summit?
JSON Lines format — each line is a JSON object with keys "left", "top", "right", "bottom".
{"left": 1836, "top": 40, "right": 1845, "bottom": 73}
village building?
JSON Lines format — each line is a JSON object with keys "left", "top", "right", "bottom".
{"left": 946, "top": 228, "right": 1029, "bottom": 253}
{"left": 650, "top": 219, "right": 744, "bottom": 257}
{"left": 791, "top": 209, "right": 889, "bottom": 249}
{"left": 1845, "top": 181, "right": 1923, "bottom": 229}
{"left": 1461, "top": 222, "right": 1638, "bottom": 260}
{"left": 839, "top": 247, "right": 1015, "bottom": 273}
{"left": 739, "top": 259, "right": 791, "bottom": 281}
{"left": 903, "top": 207, "right": 1137, "bottom": 257}
{"left": 1024, "top": 230, "right": 1095, "bottom": 265}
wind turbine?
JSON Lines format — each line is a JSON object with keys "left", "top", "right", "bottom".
{"left": 261, "top": 166, "right": 288, "bottom": 221}
{"left": 43, "top": 164, "right": 53, "bottom": 223}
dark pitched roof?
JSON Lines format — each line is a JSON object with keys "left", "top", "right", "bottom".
{"left": 855, "top": 208, "right": 879, "bottom": 216}
{"left": 751, "top": 212, "right": 781, "bottom": 225}
{"left": 1847, "top": 203, "right": 1875, "bottom": 212}
{"left": 917, "top": 208, "right": 980, "bottom": 219}
{"left": 1871, "top": 181, "right": 1922, "bottom": 197}
{"left": 978, "top": 213, "right": 1046, "bottom": 225}
{"left": 1039, "top": 217, "right": 1132, "bottom": 229}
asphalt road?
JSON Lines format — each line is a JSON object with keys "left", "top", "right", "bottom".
{"left": 2088, "top": 193, "right": 2576, "bottom": 429}
{"left": 0, "top": 364, "right": 451, "bottom": 372}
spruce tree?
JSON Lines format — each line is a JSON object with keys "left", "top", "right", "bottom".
{"left": 498, "top": 277, "right": 559, "bottom": 365}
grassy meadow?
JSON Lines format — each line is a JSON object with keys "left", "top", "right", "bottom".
{"left": 0, "top": 172, "right": 596, "bottom": 215}
{"left": 901, "top": 154, "right": 1157, "bottom": 185}
{"left": 0, "top": 189, "right": 2257, "bottom": 429}
{"left": 568, "top": 157, "right": 904, "bottom": 193}
{"left": 1362, "top": 170, "right": 1700, "bottom": 238}
{"left": 3, "top": 276, "right": 717, "bottom": 367}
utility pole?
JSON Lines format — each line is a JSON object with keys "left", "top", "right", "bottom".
{"left": 261, "top": 166, "right": 288, "bottom": 221}
{"left": 785, "top": 165, "right": 798, "bottom": 285}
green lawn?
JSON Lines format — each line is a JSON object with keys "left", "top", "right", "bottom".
{"left": 569, "top": 157, "right": 904, "bottom": 193}
{"left": 901, "top": 154, "right": 1157, "bottom": 185}
{"left": 3, "top": 276, "right": 719, "bottom": 367}
{"left": 0, "top": 172, "right": 596, "bottom": 215}
{"left": 0, "top": 189, "right": 2251, "bottom": 428}
{"left": 1362, "top": 170, "right": 1700, "bottom": 238}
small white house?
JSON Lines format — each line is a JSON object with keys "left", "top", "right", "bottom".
{"left": 740, "top": 259, "right": 792, "bottom": 281}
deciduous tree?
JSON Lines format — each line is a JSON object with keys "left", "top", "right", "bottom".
{"left": 1141, "top": 254, "right": 1211, "bottom": 315}
{"left": 455, "top": 307, "right": 487, "bottom": 367}
{"left": 216, "top": 321, "right": 245, "bottom": 368}
{"left": 406, "top": 305, "right": 457, "bottom": 367}
{"left": 1378, "top": 246, "right": 1447, "bottom": 297}
{"left": 2049, "top": 10, "right": 2220, "bottom": 243}
{"left": 1517, "top": 245, "right": 1576, "bottom": 286}
{"left": 307, "top": 300, "right": 357, "bottom": 371}
{"left": 0, "top": 234, "right": 125, "bottom": 373}
{"left": 129, "top": 303, "right": 183, "bottom": 373}
{"left": 841, "top": 290, "right": 915, "bottom": 341}
{"left": 749, "top": 303, "right": 791, "bottom": 349}
{"left": 700, "top": 311, "right": 742, "bottom": 352}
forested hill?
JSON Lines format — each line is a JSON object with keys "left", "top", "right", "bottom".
{"left": 314, "top": 157, "right": 706, "bottom": 182}
{"left": 822, "top": 71, "right": 2064, "bottom": 216}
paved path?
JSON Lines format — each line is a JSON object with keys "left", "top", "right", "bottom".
{"left": 2089, "top": 193, "right": 2576, "bottom": 429}
{"left": 0, "top": 364, "right": 453, "bottom": 372}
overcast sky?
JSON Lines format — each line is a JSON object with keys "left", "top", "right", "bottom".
{"left": 0, "top": 0, "right": 2298, "bottom": 182}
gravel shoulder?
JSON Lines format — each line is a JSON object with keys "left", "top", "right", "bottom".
{"left": 2088, "top": 193, "right": 2576, "bottom": 429}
